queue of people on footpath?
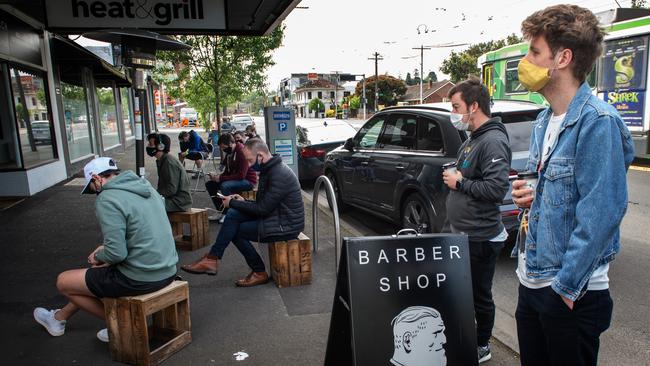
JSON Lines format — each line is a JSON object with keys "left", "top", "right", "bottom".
{"left": 31, "top": 4, "right": 632, "bottom": 366}
{"left": 32, "top": 121, "right": 304, "bottom": 343}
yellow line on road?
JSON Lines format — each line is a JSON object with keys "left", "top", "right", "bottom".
{"left": 630, "top": 165, "right": 650, "bottom": 172}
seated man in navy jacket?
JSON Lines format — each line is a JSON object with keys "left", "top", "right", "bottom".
{"left": 181, "top": 138, "right": 304, "bottom": 287}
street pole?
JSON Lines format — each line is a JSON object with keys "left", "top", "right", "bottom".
{"left": 368, "top": 52, "right": 383, "bottom": 112}
{"left": 412, "top": 45, "right": 431, "bottom": 104}
{"left": 362, "top": 74, "right": 367, "bottom": 120}
{"left": 131, "top": 68, "right": 146, "bottom": 177}
{"left": 331, "top": 71, "right": 341, "bottom": 118}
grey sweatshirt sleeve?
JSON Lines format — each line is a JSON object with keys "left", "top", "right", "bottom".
{"left": 458, "top": 138, "right": 511, "bottom": 203}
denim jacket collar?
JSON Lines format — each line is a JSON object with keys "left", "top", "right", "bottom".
{"left": 532, "top": 82, "right": 592, "bottom": 167}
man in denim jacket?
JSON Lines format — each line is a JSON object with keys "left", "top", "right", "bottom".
{"left": 511, "top": 5, "right": 635, "bottom": 366}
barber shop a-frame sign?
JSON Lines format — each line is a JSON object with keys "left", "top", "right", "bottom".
{"left": 325, "top": 233, "right": 478, "bottom": 366}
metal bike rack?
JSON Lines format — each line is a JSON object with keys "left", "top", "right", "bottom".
{"left": 312, "top": 175, "right": 343, "bottom": 271}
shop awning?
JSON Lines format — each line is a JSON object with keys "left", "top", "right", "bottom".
{"left": 51, "top": 35, "right": 131, "bottom": 87}
{"left": 6, "top": 0, "right": 300, "bottom": 36}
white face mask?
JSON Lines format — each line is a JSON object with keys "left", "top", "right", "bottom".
{"left": 450, "top": 111, "right": 471, "bottom": 131}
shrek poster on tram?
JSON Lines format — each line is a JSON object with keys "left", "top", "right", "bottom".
{"left": 599, "top": 35, "right": 648, "bottom": 128}
{"left": 345, "top": 234, "right": 477, "bottom": 366}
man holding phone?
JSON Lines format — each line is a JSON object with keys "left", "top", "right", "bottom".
{"left": 205, "top": 133, "right": 257, "bottom": 222}
{"left": 511, "top": 5, "right": 634, "bottom": 365}
{"left": 181, "top": 138, "right": 304, "bottom": 287}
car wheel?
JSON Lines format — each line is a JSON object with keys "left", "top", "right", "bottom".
{"left": 325, "top": 170, "right": 348, "bottom": 212}
{"left": 401, "top": 193, "right": 433, "bottom": 233}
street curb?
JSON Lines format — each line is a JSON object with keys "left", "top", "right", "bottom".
{"left": 494, "top": 306, "right": 520, "bottom": 354}
{"left": 301, "top": 188, "right": 522, "bottom": 357}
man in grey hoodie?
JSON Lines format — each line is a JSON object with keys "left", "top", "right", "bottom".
{"left": 33, "top": 157, "right": 178, "bottom": 343}
{"left": 442, "top": 79, "right": 512, "bottom": 363}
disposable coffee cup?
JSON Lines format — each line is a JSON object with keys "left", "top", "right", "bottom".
{"left": 442, "top": 162, "right": 457, "bottom": 175}
{"left": 517, "top": 171, "right": 538, "bottom": 192}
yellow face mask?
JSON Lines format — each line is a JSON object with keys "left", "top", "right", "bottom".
{"left": 517, "top": 58, "right": 551, "bottom": 92}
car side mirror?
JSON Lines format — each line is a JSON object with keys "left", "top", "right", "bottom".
{"left": 344, "top": 138, "right": 355, "bottom": 151}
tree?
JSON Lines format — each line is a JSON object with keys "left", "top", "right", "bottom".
{"left": 413, "top": 69, "right": 421, "bottom": 85}
{"left": 441, "top": 34, "right": 523, "bottom": 83}
{"left": 425, "top": 71, "right": 438, "bottom": 82}
{"left": 632, "top": 0, "right": 647, "bottom": 8}
{"left": 354, "top": 75, "right": 407, "bottom": 110}
{"left": 158, "top": 25, "right": 284, "bottom": 132}
{"left": 308, "top": 98, "right": 324, "bottom": 116}
{"left": 405, "top": 72, "right": 415, "bottom": 86}
{"left": 348, "top": 95, "right": 361, "bottom": 117}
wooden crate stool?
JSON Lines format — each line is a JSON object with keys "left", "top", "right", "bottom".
{"left": 268, "top": 232, "right": 312, "bottom": 288}
{"left": 240, "top": 189, "right": 257, "bottom": 200}
{"left": 104, "top": 281, "right": 191, "bottom": 366}
{"left": 168, "top": 208, "right": 209, "bottom": 250}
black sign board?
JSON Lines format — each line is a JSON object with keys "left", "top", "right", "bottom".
{"left": 325, "top": 233, "right": 477, "bottom": 366}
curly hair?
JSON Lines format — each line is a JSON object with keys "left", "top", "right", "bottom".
{"left": 521, "top": 4, "right": 605, "bottom": 83}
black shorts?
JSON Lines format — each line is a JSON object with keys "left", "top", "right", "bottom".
{"left": 180, "top": 152, "right": 206, "bottom": 161}
{"left": 85, "top": 266, "right": 175, "bottom": 298}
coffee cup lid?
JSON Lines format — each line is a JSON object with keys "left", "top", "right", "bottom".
{"left": 442, "top": 162, "right": 457, "bottom": 168}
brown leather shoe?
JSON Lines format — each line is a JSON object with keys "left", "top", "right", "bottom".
{"left": 181, "top": 254, "right": 219, "bottom": 275}
{"left": 235, "top": 271, "right": 269, "bottom": 287}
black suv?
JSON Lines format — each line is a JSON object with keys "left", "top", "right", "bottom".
{"left": 323, "top": 101, "right": 544, "bottom": 236}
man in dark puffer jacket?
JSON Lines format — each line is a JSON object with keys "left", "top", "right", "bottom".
{"left": 181, "top": 138, "right": 304, "bottom": 287}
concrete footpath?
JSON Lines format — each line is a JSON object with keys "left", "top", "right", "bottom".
{"left": 0, "top": 140, "right": 518, "bottom": 365}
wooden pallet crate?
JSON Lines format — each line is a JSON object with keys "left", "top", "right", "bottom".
{"left": 268, "top": 232, "right": 312, "bottom": 288}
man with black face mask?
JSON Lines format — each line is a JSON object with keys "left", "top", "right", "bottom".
{"left": 204, "top": 133, "right": 257, "bottom": 222}
{"left": 147, "top": 133, "right": 192, "bottom": 212}
{"left": 182, "top": 138, "right": 304, "bottom": 287}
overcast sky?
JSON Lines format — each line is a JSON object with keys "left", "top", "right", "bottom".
{"left": 265, "top": 0, "right": 637, "bottom": 88}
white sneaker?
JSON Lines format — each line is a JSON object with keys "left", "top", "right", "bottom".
{"left": 97, "top": 328, "right": 109, "bottom": 343}
{"left": 208, "top": 213, "right": 222, "bottom": 221}
{"left": 33, "top": 307, "right": 65, "bottom": 336}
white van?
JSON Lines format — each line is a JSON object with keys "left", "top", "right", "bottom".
{"left": 180, "top": 108, "right": 198, "bottom": 126}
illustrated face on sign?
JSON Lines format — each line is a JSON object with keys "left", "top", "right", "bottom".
{"left": 390, "top": 306, "right": 447, "bottom": 366}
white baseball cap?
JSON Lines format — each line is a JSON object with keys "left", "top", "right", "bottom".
{"left": 81, "top": 157, "right": 119, "bottom": 195}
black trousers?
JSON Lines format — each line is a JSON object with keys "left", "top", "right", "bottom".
{"left": 515, "top": 284, "right": 613, "bottom": 366}
{"left": 469, "top": 239, "right": 504, "bottom": 347}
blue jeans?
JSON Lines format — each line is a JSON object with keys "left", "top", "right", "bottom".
{"left": 208, "top": 208, "right": 265, "bottom": 272}
{"left": 205, "top": 179, "right": 253, "bottom": 211}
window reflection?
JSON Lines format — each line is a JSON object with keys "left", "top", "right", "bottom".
{"left": 121, "top": 88, "right": 133, "bottom": 137}
{"left": 10, "top": 67, "right": 57, "bottom": 168}
{"left": 97, "top": 86, "right": 120, "bottom": 149}
{"left": 62, "top": 82, "right": 93, "bottom": 160}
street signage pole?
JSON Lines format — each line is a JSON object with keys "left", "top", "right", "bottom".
{"left": 264, "top": 106, "right": 297, "bottom": 177}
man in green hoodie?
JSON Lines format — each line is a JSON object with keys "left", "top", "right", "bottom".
{"left": 33, "top": 157, "right": 179, "bottom": 343}
{"left": 147, "top": 133, "right": 192, "bottom": 212}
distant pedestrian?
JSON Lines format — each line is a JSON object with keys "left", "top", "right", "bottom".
{"left": 442, "top": 78, "right": 512, "bottom": 363}
{"left": 178, "top": 130, "right": 209, "bottom": 178}
{"left": 245, "top": 125, "right": 259, "bottom": 140}
{"left": 33, "top": 158, "right": 178, "bottom": 343}
{"left": 233, "top": 130, "right": 247, "bottom": 144}
{"left": 511, "top": 5, "right": 635, "bottom": 365}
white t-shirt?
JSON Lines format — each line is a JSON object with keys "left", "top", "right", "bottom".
{"left": 517, "top": 112, "right": 609, "bottom": 291}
